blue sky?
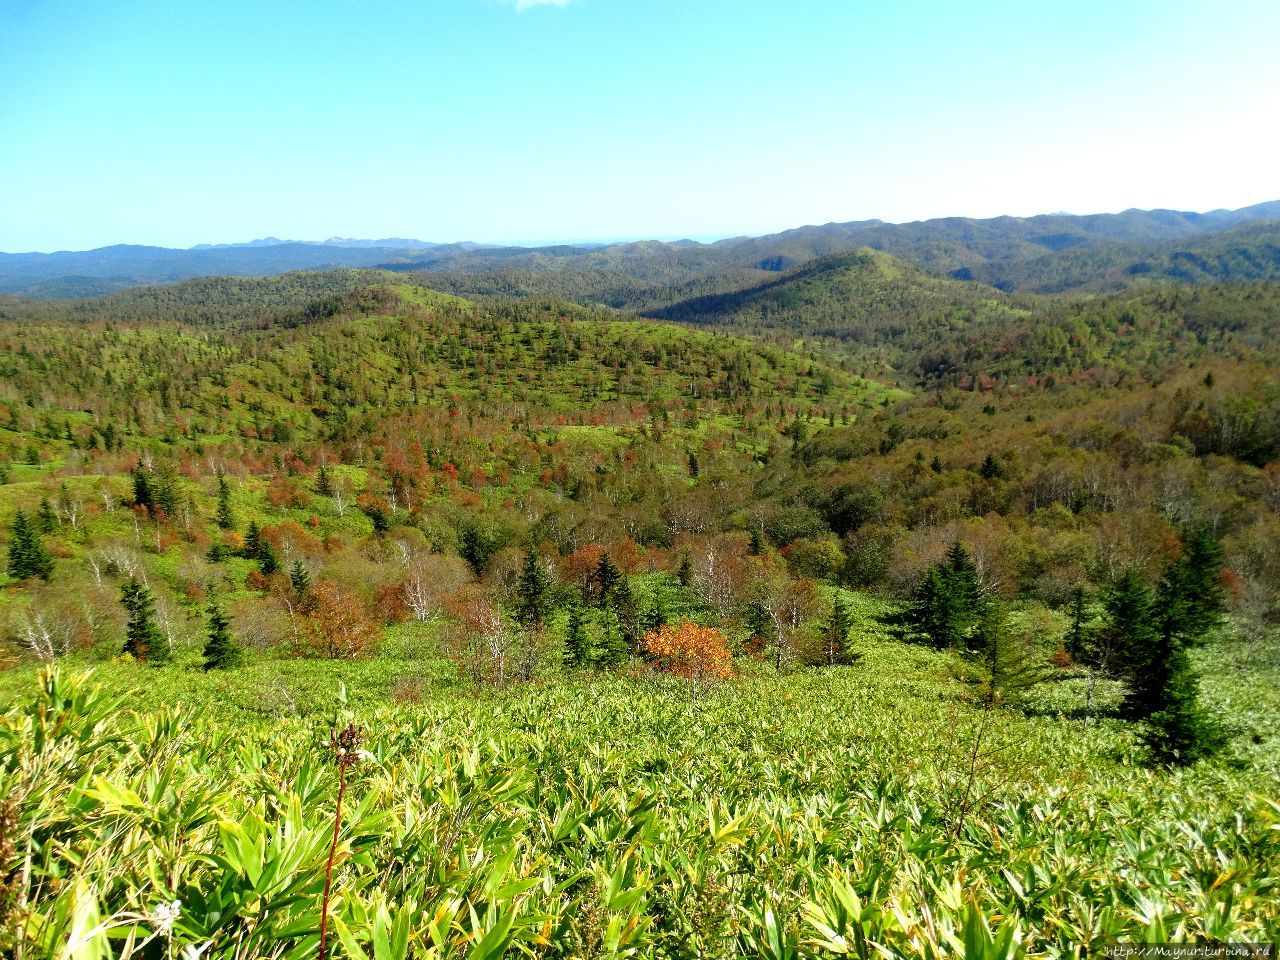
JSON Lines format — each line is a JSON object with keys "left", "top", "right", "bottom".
{"left": 1, "top": 0, "right": 1277, "bottom": 251}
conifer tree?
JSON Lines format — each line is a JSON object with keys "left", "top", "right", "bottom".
{"left": 259, "top": 542, "right": 281, "bottom": 577}
{"left": 7, "top": 509, "right": 54, "bottom": 581}
{"left": 564, "top": 604, "right": 590, "bottom": 668}
{"left": 215, "top": 469, "right": 235, "bottom": 530}
{"left": 515, "top": 549, "right": 551, "bottom": 628}
{"left": 315, "top": 461, "right": 333, "bottom": 496}
{"left": 37, "top": 498, "right": 57, "bottom": 533}
{"left": 120, "top": 577, "right": 167, "bottom": 665}
{"left": 289, "top": 559, "right": 311, "bottom": 597}
{"left": 821, "top": 595, "right": 855, "bottom": 666}
{"left": 610, "top": 575, "right": 642, "bottom": 651}
{"left": 203, "top": 604, "right": 242, "bottom": 670}
{"left": 244, "top": 520, "right": 260, "bottom": 555}
{"left": 1064, "top": 586, "right": 1090, "bottom": 663}
{"left": 1105, "top": 569, "right": 1162, "bottom": 719}
{"left": 594, "top": 552, "right": 621, "bottom": 607}
{"left": 595, "top": 612, "right": 629, "bottom": 668}
{"left": 132, "top": 466, "right": 153, "bottom": 510}
{"left": 908, "top": 541, "right": 987, "bottom": 648}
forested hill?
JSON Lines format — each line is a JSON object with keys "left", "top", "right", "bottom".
{"left": 5, "top": 199, "right": 1280, "bottom": 299}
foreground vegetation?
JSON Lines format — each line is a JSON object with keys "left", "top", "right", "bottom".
{"left": 2, "top": 617, "right": 1278, "bottom": 958}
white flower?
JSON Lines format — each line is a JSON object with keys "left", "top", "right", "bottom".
{"left": 152, "top": 899, "right": 182, "bottom": 935}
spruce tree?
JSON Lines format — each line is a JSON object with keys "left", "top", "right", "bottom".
{"left": 120, "top": 577, "right": 167, "bottom": 665}
{"left": 594, "top": 612, "right": 629, "bottom": 668}
{"left": 259, "top": 542, "right": 281, "bottom": 577}
{"left": 1105, "top": 569, "right": 1162, "bottom": 719}
{"left": 515, "top": 549, "right": 551, "bottom": 628}
{"left": 594, "top": 552, "right": 621, "bottom": 607}
{"left": 908, "top": 541, "right": 987, "bottom": 648}
{"left": 315, "top": 461, "right": 333, "bottom": 497}
{"left": 1064, "top": 586, "right": 1090, "bottom": 663}
{"left": 822, "top": 595, "right": 855, "bottom": 666}
{"left": 289, "top": 559, "right": 311, "bottom": 596}
{"left": 215, "top": 469, "right": 235, "bottom": 530}
{"left": 132, "top": 466, "right": 154, "bottom": 510}
{"left": 37, "top": 498, "right": 57, "bottom": 533}
{"left": 244, "top": 520, "right": 262, "bottom": 559}
{"left": 203, "top": 604, "right": 242, "bottom": 670}
{"left": 564, "top": 604, "right": 591, "bottom": 668}
{"left": 610, "top": 575, "right": 641, "bottom": 651}
{"left": 7, "top": 509, "right": 54, "bottom": 581}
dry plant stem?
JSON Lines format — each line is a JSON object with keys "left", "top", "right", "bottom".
{"left": 319, "top": 723, "right": 360, "bottom": 960}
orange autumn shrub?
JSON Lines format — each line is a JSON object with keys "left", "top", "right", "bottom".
{"left": 641, "top": 620, "right": 734, "bottom": 683}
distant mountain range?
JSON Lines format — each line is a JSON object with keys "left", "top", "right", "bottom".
{"left": 3, "top": 200, "right": 1279, "bottom": 298}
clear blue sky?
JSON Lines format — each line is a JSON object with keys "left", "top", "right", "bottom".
{"left": 2, "top": 0, "right": 1278, "bottom": 251}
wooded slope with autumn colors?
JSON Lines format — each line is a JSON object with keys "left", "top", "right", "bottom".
{"left": 0, "top": 250, "right": 1278, "bottom": 956}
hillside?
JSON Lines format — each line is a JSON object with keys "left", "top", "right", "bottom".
{"left": 2, "top": 274, "right": 1279, "bottom": 954}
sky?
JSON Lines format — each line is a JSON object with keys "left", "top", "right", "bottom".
{"left": 1, "top": 0, "right": 1278, "bottom": 252}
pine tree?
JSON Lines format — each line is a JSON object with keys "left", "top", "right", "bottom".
{"left": 37, "top": 498, "right": 57, "bottom": 533}
{"left": 594, "top": 612, "right": 629, "bottom": 668}
{"left": 906, "top": 542, "right": 988, "bottom": 649}
{"left": 315, "top": 461, "right": 333, "bottom": 497}
{"left": 610, "top": 575, "right": 642, "bottom": 651}
{"left": 676, "top": 552, "right": 693, "bottom": 587}
{"left": 1105, "top": 569, "right": 1162, "bottom": 719}
{"left": 132, "top": 466, "right": 153, "bottom": 509}
{"left": 7, "top": 509, "right": 54, "bottom": 581}
{"left": 642, "top": 593, "right": 668, "bottom": 637}
{"left": 594, "top": 552, "right": 621, "bottom": 607}
{"left": 1064, "top": 586, "right": 1090, "bottom": 663}
{"left": 203, "top": 604, "right": 242, "bottom": 670}
{"left": 822, "top": 595, "right": 855, "bottom": 666}
{"left": 969, "top": 605, "right": 1048, "bottom": 707}
{"left": 978, "top": 453, "right": 1004, "bottom": 480}
{"left": 515, "top": 549, "right": 552, "bottom": 628}
{"left": 564, "top": 604, "right": 591, "bottom": 668}
{"left": 259, "top": 542, "right": 281, "bottom": 577}
{"left": 289, "top": 560, "right": 311, "bottom": 596}
{"left": 1140, "top": 644, "right": 1224, "bottom": 764}
{"left": 215, "top": 469, "right": 235, "bottom": 530}
{"left": 244, "top": 520, "right": 262, "bottom": 559}
{"left": 120, "top": 577, "right": 167, "bottom": 665}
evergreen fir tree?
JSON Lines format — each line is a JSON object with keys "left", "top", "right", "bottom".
{"left": 907, "top": 541, "right": 987, "bottom": 649}
{"left": 131, "top": 466, "right": 153, "bottom": 510}
{"left": 594, "top": 612, "right": 629, "bottom": 668}
{"left": 1064, "top": 586, "right": 1091, "bottom": 663}
{"left": 203, "top": 604, "right": 242, "bottom": 670}
{"left": 7, "top": 509, "right": 54, "bottom": 581}
{"left": 515, "top": 549, "right": 552, "bottom": 628}
{"left": 594, "top": 552, "right": 621, "bottom": 607}
{"left": 978, "top": 453, "right": 1004, "bottom": 480}
{"left": 822, "top": 595, "right": 856, "bottom": 666}
{"left": 37, "top": 497, "right": 57, "bottom": 533}
{"left": 215, "top": 469, "right": 235, "bottom": 530}
{"left": 642, "top": 593, "right": 668, "bottom": 637}
{"left": 610, "top": 575, "right": 642, "bottom": 651}
{"left": 289, "top": 559, "right": 311, "bottom": 596}
{"left": 675, "top": 552, "right": 693, "bottom": 587}
{"left": 564, "top": 604, "right": 591, "bottom": 668}
{"left": 315, "top": 461, "right": 333, "bottom": 496}
{"left": 970, "top": 604, "right": 1049, "bottom": 707}
{"left": 748, "top": 526, "right": 764, "bottom": 556}
{"left": 1105, "top": 569, "right": 1162, "bottom": 719}
{"left": 244, "top": 520, "right": 262, "bottom": 559}
{"left": 120, "top": 577, "right": 167, "bottom": 665}
{"left": 1140, "top": 644, "right": 1224, "bottom": 764}
{"left": 259, "top": 542, "right": 281, "bottom": 577}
